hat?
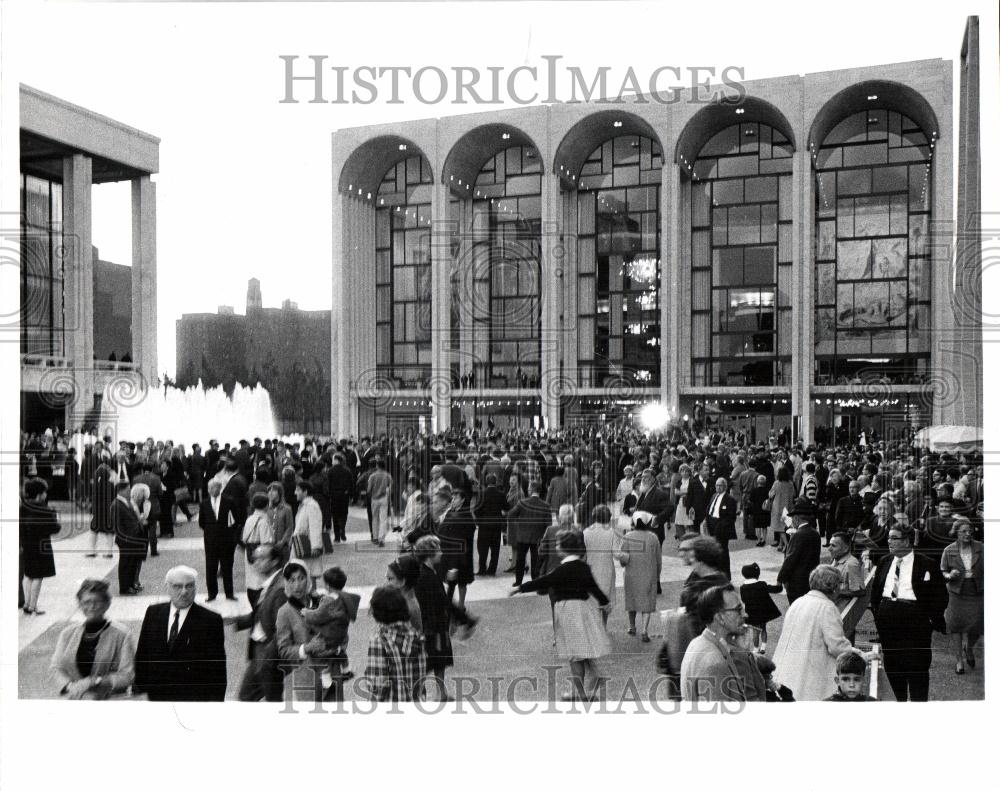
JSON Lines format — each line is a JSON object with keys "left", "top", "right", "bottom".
{"left": 787, "top": 497, "right": 816, "bottom": 518}
{"left": 623, "top": 465, "right": 634, "bottom": 474}
{"left": 632, "top": 510, "right": 655, "bottom": 528}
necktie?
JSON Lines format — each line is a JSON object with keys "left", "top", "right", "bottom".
{"left": 711, "top": 495, "right": 719, "bottom": 517}
{"left": 168, "top": 611, "right": 180, "bottom": 649}
{"left": 891, "top": 560, "right": 901, "bottom": 600}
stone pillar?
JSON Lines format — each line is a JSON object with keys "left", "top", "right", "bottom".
{"left": 131, "top": 175, "right": 157, "bottom": 386}
{"left": 331, "top": 191, "right": 346, "bottom": 437}
{"left": 791, "top": 148, "right": 813, "bottom": 444}
{"left": 430, "top": 180, "right": 451, "bottom": 432}
{"left": 62, "top": 154, "right": 94, "bottom": 421}
{"left": 540, "top": 173, "right": 562, "bottom": 429}
{"left": 561, "top": 185, "right": 578, "bottom": 388}
{"left": 931, "top": 81, "right": 956, "bottom": 427}
{"left": 662, "top": 163, "right": 682, "bottom": 414}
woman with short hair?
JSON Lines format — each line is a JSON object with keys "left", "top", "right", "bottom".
{"left": 20, "top": 477, "right": 60, "bottom": 615}
{"left": 771, "top": 564, "right": 878, "bottom": 700}
{"left": 509, "top": 528, "right": 610, "bottom": 701}
{"left": 940, "top": 517, "right": 984, "bottom": 674}
{"left": 50, "top": 579, "right": 135, "bottom": 699}
{"left": 361, "top": 586, "right": 426, "bottom": 702}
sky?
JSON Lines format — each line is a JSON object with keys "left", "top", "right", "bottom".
{"left": 6, "top": 0, "right": 998, "bottom": 376}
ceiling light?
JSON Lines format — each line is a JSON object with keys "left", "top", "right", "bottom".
{"left": 398, "top": 144, "right": 407, "bottom": 151}
{"left": 867, "top": 94, "right": 878, "bottom": 101}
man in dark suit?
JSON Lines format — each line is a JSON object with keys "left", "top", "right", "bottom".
{"left": 437, "top": 487, "right": 477, "bottom": 606}
{"left": 576, "top": 464, "right": 605, "bottom": 527}
{"left": 188, "top": 443, "right": 207, "bottom": 500}
{"left": 134, "top": 566, "right": 227, "bottom": 701}
{"left": 777, "top": 498, "right": 822, "bottom": 603}
{"left": 233, "top": 440, "right": 254, "bottom": 482}
{"left": 869, "top": 526, "right": 947, "bottom": 701}
{"left": 199, "top": 479, "right": 237, "bottom": 601}
{"left": 472, "top": 473, "right": 507, "bottom": 575}
{"left": 506, "top": 481, "right": 552, "bottom": 586}
{"left": 686, "top": 463, "right": 713, "bottom": 531}
{"left": 218, "top": 458, "right": 249, "bottom": 542}
{"left": 327, "top": 453, "right": 354, "bottom": 543}
{"left": 111, "top": 481, "right": 145, "bottom": 594}
{"left": 234, "top": 545, "right": 287, "bottom": 701}
{"left": 705, "top": 477, "right": 738, "bottom": 580}
{"left": 834, "top": 479, "right": 867, "bottom": 536}
{"left": 206, "top": 439, "right": 221, "bottom": 480}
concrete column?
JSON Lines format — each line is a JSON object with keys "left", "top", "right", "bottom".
{"left": 331, "top": 190, "right": 346, "bottom": 437}
{"left": 456, "top": 197, "right": 474, "bottom": 381}
{"left": 130, "top": 175, "right": 157, "bottom": 386}
{"left": 791, "top": 148, "right": 813, "bottom": 443}
{"left": 430, "top": 180, "right": 451, "bottom": 431}
{"left": 931, "top": 86, "right": 956, "bottom": 426}
{"left": 62, "top": 154, "right": 94, "bottom": 419}
{"left": 662, "top": 163, "right": 681, "bottom": 413}
{"left": 540, "top": 173, "right": 562, "bottom": 429}
{"left": 562, "top": 185, "right": 578, "bottom": 386}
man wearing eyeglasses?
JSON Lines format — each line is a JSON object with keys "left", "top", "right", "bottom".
{"left": 869, "top": 527, "right": 947, "bottom": 701}
{"left": 680, "top": 584, "right": 764, "bottom": 703}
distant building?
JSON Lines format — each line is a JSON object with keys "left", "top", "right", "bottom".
{"left": 19, "top": 85, "right": 158, "bottom": 434}
{"left": 175, "top": 279, "right": 331, "bottom": 433}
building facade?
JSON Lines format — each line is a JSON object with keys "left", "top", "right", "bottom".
{"left": 19, "top": 85, "right": 158, "bottom": 433}
{"left": 175, "top": 279, "right": 332, "bottom": 434}
{"left": 331, "top": 54, "right": 981, "bottom": 443}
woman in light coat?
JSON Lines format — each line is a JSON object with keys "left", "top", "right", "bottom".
{"left": 50, "top": 579, "right": 134, "bottom": 699}
{"left": 619, "top": 510, "right": 662, "bottom": 641}
{"left": 583, "top": 505, "right": 623, "bottom": 627}
{"left": 771, "top": 565, "right": 878, "bottom": 700}
{"left": 768, "top": 466, "right": 796, "bottom": 550}
{"left": 292, "top": 479, "right": 324, "bottom": 587}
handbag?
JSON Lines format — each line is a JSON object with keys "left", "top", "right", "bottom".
{"left": 763, "top": 498, "right": 773, "bottom": 513}
{"left": 292, "top": 533, "right": 312, "bottom": 559}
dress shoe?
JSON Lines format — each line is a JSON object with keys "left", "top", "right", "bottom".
{"left": 206, "top": 595, "right": 217, "bottom": 602}
{"left": 150, "top": 551, "right": 160, "bottom": 557}
{"left": 103, "top": 553, "right": 114, "bottom": 558}
{"left": 627, "top": 627, "right": 636, "bottom": 636}
{"left": 226, "top": 596, "right": 238, "bottom": 601}
{"left": 641, "top": 632, "right": 651, "bottom": 643}
{"left": 84, "top": 553, "right": 97, "bottom": 558}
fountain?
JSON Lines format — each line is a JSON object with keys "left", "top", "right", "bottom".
{"left": 81, "top": 380, "right": 278, "bottom": 451}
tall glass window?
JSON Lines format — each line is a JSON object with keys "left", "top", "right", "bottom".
{"left": 453, "top": 145, "right": 541, "bottom": 388}
{"left": 21, "top": 174, "right": 64, "bottom": 357}
{"left": 576, "top": 135, "right": 662, "bottom": 387}
{"left": 375, "top": 155, "right": 433, "bottom": 389}
{"left": 813, "top": 110, "right": 931, "bottom": 385}
{"left": 690, "top": 123, "right": 793, "bottom": 387}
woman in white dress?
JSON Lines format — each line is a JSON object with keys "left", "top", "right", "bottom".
{"left": 583, "top": 505, "right": 623, "bottom": 627}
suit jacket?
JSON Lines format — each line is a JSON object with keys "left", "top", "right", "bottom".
{"left": 705, "top": 493, "right": 738, "bottom": 542}
{"left": 134, "top": 602, "right": 227, "bottom": 701}
{"left": 577, "top": 482, "right": 604, "bottom": 526}
{"left": 236, "top": 571, "right": 288, "bottom": 659}
{"left": 507, "top": 495, "right": 552, "bottom": 546}
{"left": 685, "top": 476, "right": 712, "bottom": 525}
{"left": 436, "top": 504, "right": 476, "bottom": 582}
{"left": 870, "top": 551, "right": 947, "bottom": 632}
{"left": 834, "top": 494, "right": 867, "bottom": 532}
{"left": 473, "top": 485, "right": 507, "bottom": 530}
{"left": 634, "top": 486, "right": 673, "bottom": 528}
{"left": 111, "top": 497, "right": 145, "bottom": 554}
{"left": 220, "top": 473, "right": 249, "bottom": 536}
{"left": 680, "top": 628, "right": 750, "bottom": 702}
{"left": 777, "top": 525, "right": 821, "bottom": 601}
{"left": 198, "top": 496, "right": 231, "bottom": 543}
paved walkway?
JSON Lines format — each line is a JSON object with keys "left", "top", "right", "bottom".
{"left": 18, "top": 502, "right": 983, "bottom": 702}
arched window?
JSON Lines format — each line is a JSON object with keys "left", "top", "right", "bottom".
{"left": 452, "top": 145, "right": 541, "bottom": 389}
{"left": 813, "top": 110, "right": 931, "bottom": 385}
{"left": 375, "top": 155, "right": 433, "bottom": 389}
{"left": 690, "top": 123, "right": 793, "bottom": 387}
{"left": 576, "top": 135, "right": 662, "bottom": 387}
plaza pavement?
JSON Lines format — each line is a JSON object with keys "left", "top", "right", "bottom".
{"left": 17, "top": 503, "right": 983, "bottom": 702}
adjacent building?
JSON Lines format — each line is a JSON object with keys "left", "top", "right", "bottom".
{"left": 331, "top": 23, "right": 982, "bottom": 443}
{"left": 175, "top": 279, "right": 331, "bottom": 434}
{"left": 19, "top": 85, "right": 158, "bottom": 433}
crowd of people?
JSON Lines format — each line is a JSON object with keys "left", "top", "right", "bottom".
{"left": 18, "top": 421, "right": 984, "bottom": 703}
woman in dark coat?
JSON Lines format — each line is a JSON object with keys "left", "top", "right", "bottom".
{"left": 89, "top": 460, "right": 116, "bottom": 557}
{"left": 745, "top": 475, "right": 770, "bottom": 547}
{"left": 157, "top": 459, "right": 178, "bottom": 538}
{"left": 21, "top": 477, "right": 61, "bottom": 614}
{"left": 411, "top": 535, "right": 476, "bottom": 700}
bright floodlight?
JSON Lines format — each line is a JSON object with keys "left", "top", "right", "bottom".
{"left": 640, "top": 403, "right": 670, "bottom": 431}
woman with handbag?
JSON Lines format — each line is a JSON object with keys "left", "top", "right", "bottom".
{"left": 242, "top": 493, "right": 274, "bottom": 610}
{"left": 940, "top": 517, "right": 984, "bottom": 675}
{"left": 292, "top": 480, "right": 324, "bottom": 588}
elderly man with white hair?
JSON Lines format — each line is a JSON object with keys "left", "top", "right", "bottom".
{"left": 134, "top": 565, "right": 227, "bottom": 701}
